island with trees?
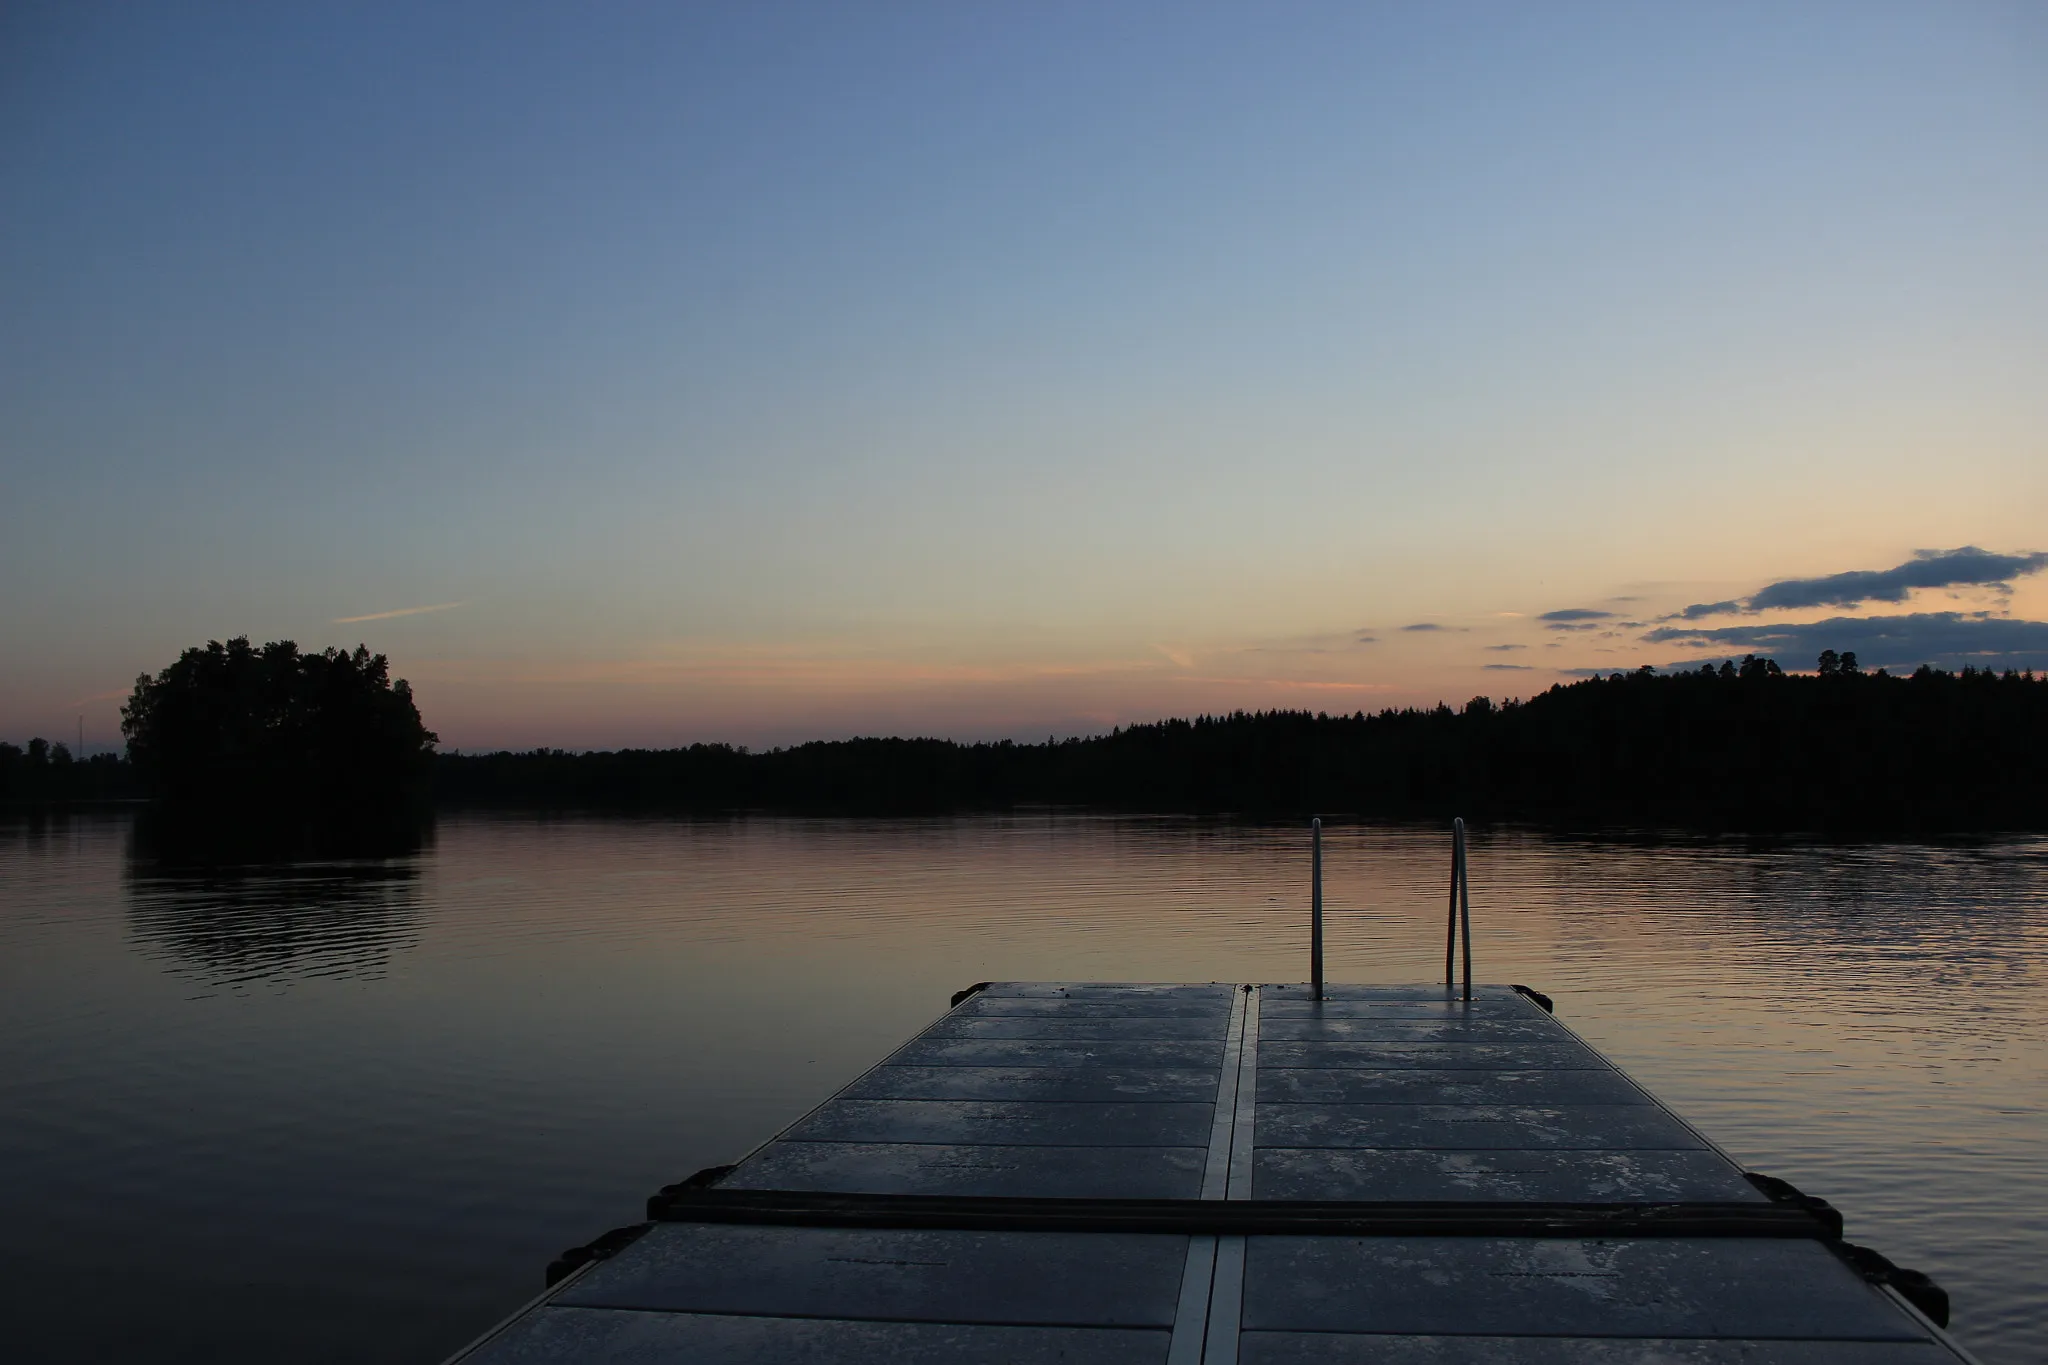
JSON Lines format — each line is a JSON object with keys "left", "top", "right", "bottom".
{"left": 115, "top": 637, "right": 436, "bottom": 855}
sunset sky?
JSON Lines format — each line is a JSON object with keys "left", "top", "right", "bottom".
{"left": 5, "top": 2, "right": 2045, "bottom": 751}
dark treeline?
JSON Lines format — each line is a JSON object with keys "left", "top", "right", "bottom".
{"left": 17, "top": 653, "right": 2044, "bottom": 832}
{"left": 437, "top": 655, "right": 2048, "bottom": 833}
{"left": 0, "top": 739, "right": 141, "bottom": 804}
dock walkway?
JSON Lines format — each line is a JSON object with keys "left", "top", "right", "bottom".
{"left": 452, "top": 982, "right": 1973, "bottom": 1363}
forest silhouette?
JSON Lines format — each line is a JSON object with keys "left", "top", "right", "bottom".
{"left": 434, "top": 654, "right": 2048, "bottom": 833}
{"left": 0, "top": 738, "right": 134, "bottom": 802}
{"left": 7, "top": 652, "right": 2044, "bottom": 834}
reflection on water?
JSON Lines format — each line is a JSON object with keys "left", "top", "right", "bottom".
{"left": 128, "top": 804, "right": 435, "bottom": 866}
{"left": 0, "top": 812, "right": 2042, "bottom": 1364}
{"left": 125, "top": 856, "right": 425, "bottom": 985}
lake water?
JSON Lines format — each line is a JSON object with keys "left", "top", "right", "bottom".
{"left": 1, "top": 811, "right": 2043, "bottom": 1363}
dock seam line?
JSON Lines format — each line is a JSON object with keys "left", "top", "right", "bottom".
{"left": 1165, "top": 1234, "right": 1218, "bottom": 1365}
{"left": 1202, "top": 1235, "right": 1246, "bottom": 1365}
{"left": 1225, "top": 987, "right": 1260, "bottom": 1200}
{"left": 1175, "top": 984, "right": 1248, "bottom": 1365}
{"left": 1198, "top": 986, "right": 1249, "bottom": 1200}
{"left": 1203, "top": 985, "right": 1260, "bottom": 1365}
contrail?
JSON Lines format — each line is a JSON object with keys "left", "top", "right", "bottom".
{"left": 332, "top": 601, "right": 464, "bottom": 624}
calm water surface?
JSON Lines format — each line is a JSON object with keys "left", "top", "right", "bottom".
{"left": 1, "top": 812, "right": 2042, "bottom": 1363}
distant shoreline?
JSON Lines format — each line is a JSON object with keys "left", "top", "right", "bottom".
{"left": 431, "top": 662, "right": 2048, "bottom": 835}
{"left": 12, "top": 661, "right": 2046, "bottom": 835}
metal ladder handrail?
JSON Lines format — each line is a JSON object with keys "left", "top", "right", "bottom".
{"left": 1309, "top": 817, "right": 1324, "bottom": 1000}
{"left": 1306, "top": 815, "right": 1472, "bottom": 1003}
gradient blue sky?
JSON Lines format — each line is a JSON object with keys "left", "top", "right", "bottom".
{"left": 4, "top": 1, "right": 2045, "bottom": 750}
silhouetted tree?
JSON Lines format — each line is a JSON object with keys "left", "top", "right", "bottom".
{"left": 121, "top": 637, "right": 437, "bottom": 855}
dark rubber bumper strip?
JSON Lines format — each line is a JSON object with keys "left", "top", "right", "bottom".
{"left": 647, "top": 1188, "right": 1842, "bottom": 1240}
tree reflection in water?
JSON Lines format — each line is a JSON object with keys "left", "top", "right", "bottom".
{"left": 125, "top": 827, "right": 428, "bottom": 984}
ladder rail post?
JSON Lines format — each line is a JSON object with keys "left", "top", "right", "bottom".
{"left": 1444, "top": 818, "right": 1460, "bottom": 986}
{"left": 1310, "top": 816, "right": 1324, "bottom": 1001}
{"left": 1455, "top": 816, "right": 1473, "bottom": 1003}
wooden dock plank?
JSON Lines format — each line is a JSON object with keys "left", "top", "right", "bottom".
{"left": 786, "top": 1098, "right": 1216, "bottom": 1147}
{"left": 1241, "top": 1235, "right": 1927, "bottom": 1339}
{"left": 843, "top": 1065, "right": 1219, "bottom": 1103}
{"left": 1265, "top": 984, "right": 1524, "bottom": 1002}
{"left": 1258, "top": 1040, "right": 1606, "bottom": 1069}
{"left": 1259, "top": 1016, "right": 1566, "bottom": 1042}
{"left": 1251, "top": 1146, "right": 1763, "bottom": 1202}
{"left": 472, "top": 1310, "right": 1168, "bottom": 1365}
{"left": 555, "top": 1224, "right": 1190, "bottom": 1324}
{"left": 1259, "top": 999, "right": 1537, "bottom": 1018}
{"left": 1257, "top": 1067, "right": 1650, "bottom": 1105}
{"left": 889, "top": 1038, "right": 1226, "bottom": 1068}
{"left": 980, "top": 982, "right": 1237, "bottom": 1000}
{"left": 710, "top": 983, "right": 1240, "bottom": 1206}
{"left": 928, "top": 1016, "right": 1230, "bottom": 1040}
{"left": 722, "top": 1140, "right": 1209, "bottom": 1198}
{"left": 1251, "top": 987, "right": 1761, "bottom": 1207}
{"left": 959, "top": 997, "right": 1233, "bottom": 1018}
{"left": 1255, "top": 1102, "right": 1708, "bottom": 1150}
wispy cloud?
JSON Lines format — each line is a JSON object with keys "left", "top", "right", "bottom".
{"left": 1482, "top": 663, "right": 1533, "bottom": 671}
{"left": 1484, "top": 644, "right": 1526, "bottom": 652}
{"left": 1401, "top": 622, "right": 1446, "bottom": 632}
{"left": 1664, "top": 548, "right": 2047, "bottom": 620}
{"left": 1540, "top": 608, "right": 1612, "bottom": 622}
{"left": 1222, "top": 630, "right": 1356, "bottom": 656}
{"left": 332, "top": 601, "right": 465, "bottom": 624}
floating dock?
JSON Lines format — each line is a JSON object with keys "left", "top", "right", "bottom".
{"left": 450, "top": 979, "right": 1974, "bottom": 1363}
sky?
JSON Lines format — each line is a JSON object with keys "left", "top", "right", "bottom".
{"left": 3, "top": 1, "right": 2045, "bottom": 752}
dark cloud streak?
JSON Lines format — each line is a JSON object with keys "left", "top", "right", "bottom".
{"left": 1750, "top": 547, "right": 2045, "bottom": 611}
{"left": 1667, "top": 548, "right": 2046, "bottom": 620}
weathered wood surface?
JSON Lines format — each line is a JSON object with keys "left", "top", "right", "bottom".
{"left": 451, "top": 982, "right": 1974, "bottom": 1364}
